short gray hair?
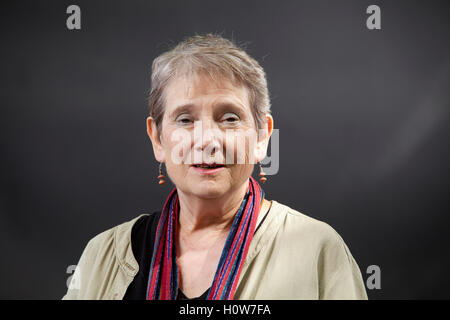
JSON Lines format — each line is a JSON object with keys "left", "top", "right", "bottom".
{"left": 148, "top": 33, "right": 271, "bottom": 138}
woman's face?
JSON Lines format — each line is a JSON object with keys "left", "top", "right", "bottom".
{"left": 147, "top": 72, "right": 271, "bottom": 199}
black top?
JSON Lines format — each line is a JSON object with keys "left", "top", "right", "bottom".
{"left": 122, "top": 211, "right": 210, "bottom": 300}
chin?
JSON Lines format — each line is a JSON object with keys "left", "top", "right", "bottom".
{"left": 189, "top": 180, "right": 229, "bottom": 199}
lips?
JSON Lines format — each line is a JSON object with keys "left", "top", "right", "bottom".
{"left": 191, "top": 163, "right": 226, "bottom": 169}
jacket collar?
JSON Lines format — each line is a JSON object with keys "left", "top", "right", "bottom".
{"left": 241, "top": 200, "right": 286, "bottom": 271}
{"left": 113, "top": 213, "right": 147, "bottom": 278}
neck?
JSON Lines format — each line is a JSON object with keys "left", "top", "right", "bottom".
{"left": 177, "top": 181, "right": 250, "bottom": 235}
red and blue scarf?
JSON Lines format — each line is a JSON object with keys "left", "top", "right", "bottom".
{"left": 146, "top": 176, "right": 264, "bottom": 300}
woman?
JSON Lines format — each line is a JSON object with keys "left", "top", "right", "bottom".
{"left": 62, "top": 33, "right": 368, "bottom": 300}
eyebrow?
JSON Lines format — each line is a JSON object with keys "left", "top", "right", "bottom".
{"left": 169, "top": 101, "right": 246, "bottom": 118}
{"left": 169, "top": 103, "right": 196, "bottom": 119}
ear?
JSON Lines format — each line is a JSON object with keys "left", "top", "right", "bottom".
{"left": 253, "top": 114, "right": 274, "bottom": 163}
{"left": 146, "top": 116, "right": 166, "bottom": 162}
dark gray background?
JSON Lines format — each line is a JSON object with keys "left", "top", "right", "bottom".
{"left": 1, "top": 0, "right": 449, "bottom": 299}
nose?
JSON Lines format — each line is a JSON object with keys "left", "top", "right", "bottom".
{"left": 193, "top": 119, "right": 223, "bottom": 160}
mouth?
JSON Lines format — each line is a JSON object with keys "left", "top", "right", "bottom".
{"left": 191, "top": 163, "right": 226, "bottom": 169}
{"left": 190, "top": 163, "right": 227, "bottom": 174}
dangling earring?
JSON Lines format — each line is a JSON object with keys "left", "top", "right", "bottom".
{"left": 258, "top": 162, "right": 267, "bottom": 183}
{"left": 158, "top": 162, "right": 166, "bottom": 185}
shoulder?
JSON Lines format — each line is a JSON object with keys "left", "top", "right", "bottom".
{"left": 62, "top": 213, "right": 154, "bottom": 299}
{"left": 270, "top": 200, "right": 367, "bottom": 299}
{"left": 272, "top": 200, "right": 348, "bottom": 252}
{"left": 86, "top": 213, "right": 150, "bottom": 251}
{"left": 87, "top": 212, "right": 163, "bottom": 263}
{"left": 72, "top": 213, "right": 151, "bottom": 275}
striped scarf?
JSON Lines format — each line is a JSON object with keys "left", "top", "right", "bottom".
{"left": 146, "top": 176, "right": 265, "bottom": 300}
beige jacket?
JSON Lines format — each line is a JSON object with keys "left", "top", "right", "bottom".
{"left": 62, "top": 200, "right": 368, "bottom": 300}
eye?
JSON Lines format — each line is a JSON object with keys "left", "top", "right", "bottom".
{"left": 176, "top": 115, "right": 193, "bottom": 125}
{"left": 222, "top": 112, "right": 240, "bottom": 123}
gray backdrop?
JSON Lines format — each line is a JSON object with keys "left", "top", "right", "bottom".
{"left": 1, "top": 0, "right": 449, "bottom": 299}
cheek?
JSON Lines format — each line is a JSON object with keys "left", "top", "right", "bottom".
{"left": 164, "top": 161, "right": 190, "bottom": 186}
{"left": 161, "top": 136, "right": 190, "bottom": 179}
{"left": 225, "top": 131, "right": 258, "bottom": 165}
{"left": 161, "top": 128, "right": 192, "bottom": 165}
{"left": 229, "top": 164, "right": 254, "bottom": 182}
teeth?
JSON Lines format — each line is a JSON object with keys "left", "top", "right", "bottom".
{"left": 194, "top": 164, "right": 222, "bottom": 168}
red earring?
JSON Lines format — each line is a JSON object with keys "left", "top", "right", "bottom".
{"left": 258, "top": 162, "right": 267, "bottom": 183}
{"left": 158, "top": 162, "right": 166, "bottom": 185}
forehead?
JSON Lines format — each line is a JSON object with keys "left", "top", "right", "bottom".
{"left": 164, "top": 72, "right": 250, "bottom": 111}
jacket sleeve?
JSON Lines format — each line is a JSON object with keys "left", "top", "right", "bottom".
{"left": 317, "top": 227, "right": 368, "bottom": 300}
{"left": 62, "top": 236, "right": 98, "bottom": 300}
{"left": 61, "top": 229, "right": 114, "bottom": 300}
